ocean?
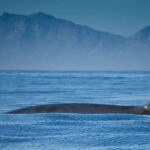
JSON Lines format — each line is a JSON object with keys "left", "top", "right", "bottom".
{"left": 0, "top": 71, "right": 150, "bottom": 150}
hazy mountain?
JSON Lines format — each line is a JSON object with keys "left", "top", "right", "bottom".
{"left": 0, "top": 12, "right": 150, "bottom": 70}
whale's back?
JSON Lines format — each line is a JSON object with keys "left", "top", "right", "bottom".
{"left": 6, "top": 103, "right": 149, "bottom": 115}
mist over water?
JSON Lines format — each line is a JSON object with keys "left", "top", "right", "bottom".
{"left": 0, "top": 47, "right": 150, "bottom": 71}
{"left": 0, "top": 12, "right": 150, "bottom": 71}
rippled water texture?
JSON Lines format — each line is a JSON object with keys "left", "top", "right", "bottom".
{"left": 0, "top": 71, "right": 150, "bottom": 150}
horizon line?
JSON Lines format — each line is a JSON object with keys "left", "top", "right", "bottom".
{"left": 0, "top": 69, "right": 150, "bottom": 72}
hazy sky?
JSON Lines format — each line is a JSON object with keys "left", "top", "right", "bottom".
{"left": 0, "top": 0, "right": 150, "bottom": 36}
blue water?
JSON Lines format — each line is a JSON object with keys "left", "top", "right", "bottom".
{"left": 1, "top": 71, "right": 150, "bottom": 150}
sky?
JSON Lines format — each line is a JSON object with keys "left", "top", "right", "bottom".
{"left": 0, "top": 0, "right": 150, "bottom": 36}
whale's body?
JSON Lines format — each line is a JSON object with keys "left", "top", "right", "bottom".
{"left": 6, "top": 103, "right": 150, "bottom": 115}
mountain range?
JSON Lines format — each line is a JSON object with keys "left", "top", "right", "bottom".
{"left": 0, "top": 12, "right": 150, "bottom": 70}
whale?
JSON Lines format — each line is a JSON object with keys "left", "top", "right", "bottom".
{"left": 6, "top": 102, "right": 150, "bottom": 115}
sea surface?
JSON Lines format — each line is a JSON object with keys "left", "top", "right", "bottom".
{"left": 0, "top": 71, "right": 150, "bottom": 150}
